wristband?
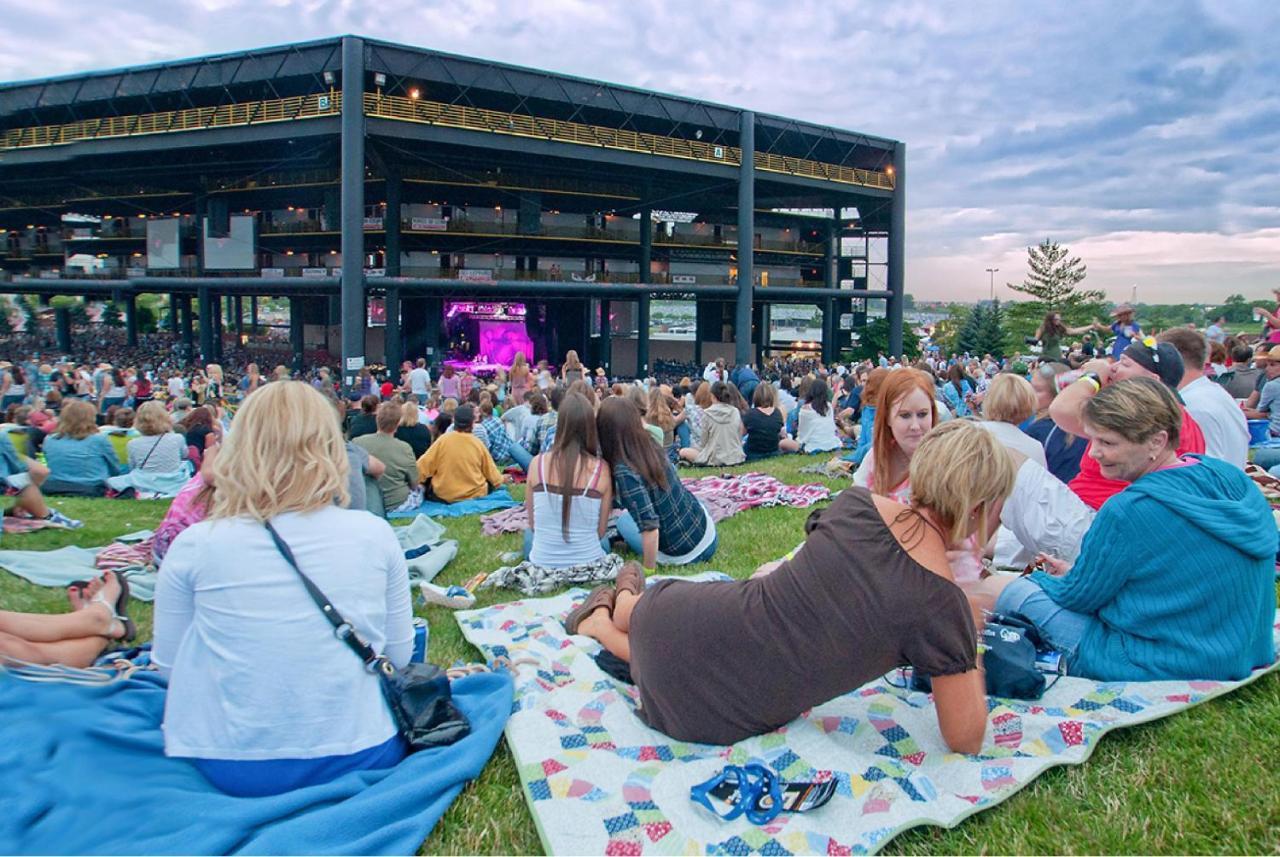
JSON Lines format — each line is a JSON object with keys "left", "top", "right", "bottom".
{"left": 1078, "top": 374, "right": 1101, "bottom": 392}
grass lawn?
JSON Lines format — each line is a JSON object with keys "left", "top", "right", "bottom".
{"left": 3, "top": 459, "right": 1279, "bottom": 855}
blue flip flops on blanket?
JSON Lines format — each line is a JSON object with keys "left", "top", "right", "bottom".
{"left": 0, "top": 669, "right": 513, "bottom": 855}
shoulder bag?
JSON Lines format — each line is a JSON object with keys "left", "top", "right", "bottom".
{"left": 264, "top": 521, "right": 470, "bottom": 752}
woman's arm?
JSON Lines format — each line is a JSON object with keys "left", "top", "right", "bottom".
{"left": 596, "top": 463, "right": 612, "bottom": 538}
{"left": 1064, "top": 323, "right": 1096, "bottom": 336}
{"left": 1253, "top": 307, "right": 1280, "bottom": 327}
{"left": 380, "top": 533, "right": 414, "bottom": 668}
{"left": 931, "top": 670, "right": 987, "bottom": 754}
{"left": 525, "top": 455, "right": 538, "bottom": 531}
{"left": 151, "top": 533, "right": 198, "bottom": 678}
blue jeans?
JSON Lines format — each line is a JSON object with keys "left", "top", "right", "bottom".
{"left": 506, "top": 442, "right": 532, "bottom": 472}
{"left": 614, "top": 510, "right": 718, "bottom": 565}
{"left": 193, "top": 733, "right": 407, "bottom": 798}
{"left": 1253, "top": 445, "right": 1280, "bottom": 471}
{"left": 675, "top": 421, "right": 691, "bottom": 449}
{"left": 995, "top": 576, "right": 1096, "bottom": 671}
{"left": 521, "top": 527, "right": 611, "bottom": 560}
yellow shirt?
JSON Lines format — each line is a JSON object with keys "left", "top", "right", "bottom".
{"left": 416, "top": 431, "right": 502, "bottom": 503}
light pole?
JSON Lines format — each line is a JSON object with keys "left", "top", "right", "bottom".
{"left": 985, "top": 267, "right": 999, "bottom": 303}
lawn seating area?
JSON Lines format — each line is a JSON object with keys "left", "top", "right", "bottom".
{"left": 2, "top": 454, "right": 1278, "bottom": 855}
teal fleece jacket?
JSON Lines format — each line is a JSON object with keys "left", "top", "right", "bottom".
{"left": 1032, "top": 455, "right": 1277, "bottom": 682}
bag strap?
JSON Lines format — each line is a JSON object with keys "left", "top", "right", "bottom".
{"left": 263, "top": 520, "right": 392, "bottom": 677}
{"left": 137, "top": 434, "right": 165, "bottom": 470}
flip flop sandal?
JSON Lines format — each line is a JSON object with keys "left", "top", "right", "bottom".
{"left": 563, "top": 585, "right": 615, "bottom": 636}
{"left": 91, "top": 572, "right": 137, "bottom": 643}
{"left": 614, "top": 561, "right": 647, "bottom": 597}
{"left": 418, "top": 581, "right": 477, "bottom": 610}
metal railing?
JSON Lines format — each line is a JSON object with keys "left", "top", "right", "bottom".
{"left": 0, "top": 93, "right": 342, "bottom": 150}
{"left": 0, "top": 90, "right": 893, "bottom": 192}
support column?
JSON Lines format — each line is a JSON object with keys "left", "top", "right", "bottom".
{"left": 385, "top": 287, "right": 402, "bottom": 373}
{"left": 383, "top": 170, "right": 403, "bottom": 372}
{"left": 168, "top": 292, "right": 180, "bottom": 333}
{"left": 124, "top": 294, "right": 138, "bottom": 347}
{"left": 887, "top": 143, "right": 906, "bottom": 358}
{"left": 599, "top": 299, "right": 612, "bottom": 375}
{"left": 822, "top": 217, "right": 838, "bottom": 364}
{"left": 211, "top": 294, "right": 224, "bottom": 361}
{"left": 422, "top": 296, "right": 442, "bottom": 367}
{"left": 198, "top": 288, "right": 215, "bottom": 362}
{"left": 340, "top": 35, "right": 367, "bottom": 392}
{"left": 289, "top": 297, "right": 304, "bottom": 371}
{"left": 637, "top": 205, "right": 652, "bottom": 377}
{"left": 735, "top": 110, "right": 755, "bottom": 367}
{"left": 233, "top": 295, "right": 244, "bottom": 335}
{"left": 55, "top": 307, "right": 71, "bottom": 353}
{"left": 179, "top": 296, "right": 194, "bottom": 356}
{"left": 250, "top": 296, "right": 259, "bottom": 334}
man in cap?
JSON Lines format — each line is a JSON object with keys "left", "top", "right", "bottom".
{"left": 1107, "top": 303, "right": 1142, "bottom": 360}
{"left": 1244, "top": 345, "right": 1280, "bottom": 472}
{"left": 1049, "top": 336, "right": 1206, "bottom": 510}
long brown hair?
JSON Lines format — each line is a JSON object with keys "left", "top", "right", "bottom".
{"left": 548, "top": 392, "right": 600, "bottom": 540}
{"left": 871, "top": 369, "right": 936, "bottom": 495}
{"left": 597, "top": 396, "right": 668, "bottom": 490}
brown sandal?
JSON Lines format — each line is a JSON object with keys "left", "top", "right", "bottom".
{"left": 614, "top": 561, "right": 647, "bottom": 597}
{"left": 563, "top": 585, "right": 615, "bottom": 635}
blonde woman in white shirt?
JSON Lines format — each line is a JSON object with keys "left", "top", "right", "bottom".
{"left": 153, "top": 381, "right": 412, "bottom": 797}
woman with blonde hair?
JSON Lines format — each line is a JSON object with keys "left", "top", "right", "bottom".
{"left": 561, "top": 349, "right": 584, "bottom": 385}
{"left": 509, "top": 351, "right": 531, "bottom": 403}
{"left": 126, "top": 400, "right": 190, "bottom": 474}
{"left": 978, "top": 373, "right": 1046, "bottom": 466}
{"left": 572, "top": 420, "right": 1010, "bottom": 752}
{"left": 394, "top": 398, "right": 432, "bottom": 459}
{"left": 42, "top": 399, "right": 125, "bottom": 495}
{"left": 153, "top": 381, "right": 412, "bottom": 797}
{"left": 204, "top": 364, "right": 224, "bottom": 403}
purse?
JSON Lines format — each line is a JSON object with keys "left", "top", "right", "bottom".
{"left": 264, "top": 521, "right": 470, "bottom": 752}
{"left": 909, "top": 612, "right": 1061, "bottom": 700}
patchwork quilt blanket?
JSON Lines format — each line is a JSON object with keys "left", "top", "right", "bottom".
{"left": 457, "top": 585, "right": 1280, "bottom": 855}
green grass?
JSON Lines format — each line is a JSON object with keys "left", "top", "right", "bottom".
{"left": 3, "top": 461, "right": 1279, "bottom": 855}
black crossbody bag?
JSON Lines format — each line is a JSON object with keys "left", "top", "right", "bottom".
{"left": 263, "top": 521, "right": 470, "bottom": 752}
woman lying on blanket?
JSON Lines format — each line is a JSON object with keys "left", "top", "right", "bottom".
{"left": 522, "top": 391, "right": 613, "bottom": 566}
{"left": 597, "top": 396, "right": 718, "bottom": 569}
{"left": 153, "top": 381, "right": 413, "bottom": 797}
{"left": 0, "top": 570, "right": 135, "bottom": 667}
{"left": 965, "top": 378, "right": 1277, "bottom": 683}
{"left": 570, "top": 420, "right": 1012, "bottom": 752}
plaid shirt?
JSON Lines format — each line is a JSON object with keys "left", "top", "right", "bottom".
{"left": 613, "top": 458, "right": 707, "bottom": 557}
{"left": 481, "top": 415, "right": 511, "bottom": 462}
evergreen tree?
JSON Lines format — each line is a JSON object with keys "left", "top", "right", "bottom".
{"left": 849, "top": 317, "right": 921, "bottom": 361}
{"left": 102, "top": 302, "right": 125, "bottom": 328}
{"left": 956, "top": 304, "right": 987, "bottom": 356}
{"left": 1005, "top": 239, "right": 1106, "bottom": 347}
{"left": 978, "top": 299, "right": 1007, "bottom": 359}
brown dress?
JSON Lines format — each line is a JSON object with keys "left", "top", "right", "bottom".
{"left": 627, "top": 487, "right": 977, "bottom": 745}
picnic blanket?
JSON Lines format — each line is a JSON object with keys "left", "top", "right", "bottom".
{"left": 480, "top": 474, "right": 829, "bottom": 535}
{"left": 457, "top": 586, "right": 1280, "bottom": 856}
{"left": 394, "top": 514, "right": 459, "bottom": 586}
{"left": 0, "top": 668, "right": 514, "bottom": 855}
{"left": 481, "top": 552, "right": 625, "bottom": 596}
{"left": 2, "top": 515, "right": 60, "bottom": 534}
{"left": 388, "top": 486, "right": 520, "bottom": 519}
{"left": 0, "top": 530, "right": 159, "bottom": 601}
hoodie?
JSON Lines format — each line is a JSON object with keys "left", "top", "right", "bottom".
{"left": 691, "top": 402, "right": 745, "bottom": 466}
{"left": 1032, "top": 455, "right": 1276, "bottom": 682}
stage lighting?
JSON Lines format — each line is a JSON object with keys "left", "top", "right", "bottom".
{"left": 323, "top": 71, "right": 336, "bottom": 85}
{"left": 409, "top": 88, "right": 421, "bottom": 100}
{"left": 373, "top": 73, "right": 386, "bottom": 87}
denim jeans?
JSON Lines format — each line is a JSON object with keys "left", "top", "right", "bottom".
{"left": 675, "top": 421, "right": 691, "bottom": 449}
{"left": 995, "top": 575, "right": 1096, "bottom": 671}
{"left": 614, "top": 510, "right": 718, "bottom": 565}
{"left": 507, "top": 442, "right": 532, "bottom": 472}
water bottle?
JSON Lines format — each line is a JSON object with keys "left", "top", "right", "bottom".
{"left": 411, "top": 617, "right": 429, "bottom": 663}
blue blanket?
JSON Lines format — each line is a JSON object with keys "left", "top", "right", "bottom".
{"left": 0, "top": 670, "right": 513, "bottom": 855}
{"left": 387, "top": 486, "right": 519, "bottom": 519}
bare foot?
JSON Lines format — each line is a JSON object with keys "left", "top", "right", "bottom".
{"left": 85, "top": 573, "right": 126, "bottom": 639}
{"left": 575, "top": 606, "right": 612, "bottom": 639}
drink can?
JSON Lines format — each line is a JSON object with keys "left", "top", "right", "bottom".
{"left": 411, "top": 617, "right": 429, "bottom": 663}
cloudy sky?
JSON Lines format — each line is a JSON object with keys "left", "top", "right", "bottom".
{"left": 1, "top": 0, "right": 1277, "bottom": 304}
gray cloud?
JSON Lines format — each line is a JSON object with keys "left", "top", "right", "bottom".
{"left": 0, "top": 0, "right": 1275, "bottom": 301}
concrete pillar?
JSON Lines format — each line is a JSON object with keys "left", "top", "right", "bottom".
{"left": 250, "top": 296, "right": 259, "bottom": 334}
{"left": 384, "top": 171, "right": 402, "bottom": 277}
{"left": 233, "top": 295, "right": 244, "bottom": 334}
{"left": 198, "top": 288, "right": 215, "bottom": 362}
{"left": 55, "top": 307, "right": 71, "bottom": 352}
{"left": 168, "top": 292, "right": 180, "bottom": 332}
{"left": 887, "top": 143, "right": 906, "bottom": 358}
{"left": 822, "top": 218, "right": 838, "bottom": 364}
{"left": 384, "top": 287, "right": 401, "bottom": 373}
{"left": 735, "top": 111, "right": 755, "bottom": 366}
{"left": 599, "top": 299, "right": 612, "bottom": 374}
{"left": 179, "top": 296, "right": 194, "bottom": 354}
{"left": 124, "top": 295, "right": 138, "bottom": 347}
{"left": 289, "top": 297, "right": 304, "bottom": 371}
{"left": 637, "top": 205, "right": 652, "bottom": 376}
{"left": 340, "top": 35, "right": 367, "bottom": 391}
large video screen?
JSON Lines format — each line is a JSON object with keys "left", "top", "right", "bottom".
{"left": 146, "top": 218, "right": 181, "bottom": 269}
{"left": 478, "top": 320, "right": 533, "bottom": 365}
{"left": 203, "top": 215, "right": 256, "bottom": 270}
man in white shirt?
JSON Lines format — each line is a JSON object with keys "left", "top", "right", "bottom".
{"left": 702, "top": 359, "right": 726, "bottom": 384}
{"left": 1159, "top": 328, "right": 1248, "bottom": 468}
{"left": 166, "top": 371, "right": 185, "bottom": 399}
{"left": 406, "top": 358, "right": 431, "bottom": 404}
{"left": 1205, "top": 315, "right": 1227, "bottom": 344}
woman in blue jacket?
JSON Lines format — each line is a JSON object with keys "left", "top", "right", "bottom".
{"left": 966, "top": 378, "right": 1276, "bottom": 682}
{"left": 42, "top": 399, "right": 126, "bottom": 495}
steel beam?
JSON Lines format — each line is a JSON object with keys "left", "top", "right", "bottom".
{"left": 124, "top": 294, "right": 137, "bottom": 346}
{"left": 735, "top": 111, "right": 754, "bottom": 366}
{"left": 340, "top": 35, "right": 366, "bottom": 391}
{"left": 637, "top": 205, "right": 652, "bottom": 376}
{"left": 887, "top": 142, "right": 906, "bottom": 358}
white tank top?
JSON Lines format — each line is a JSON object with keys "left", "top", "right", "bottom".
{"left": 529, "top": 455, "right": 606, "bottom": 568}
